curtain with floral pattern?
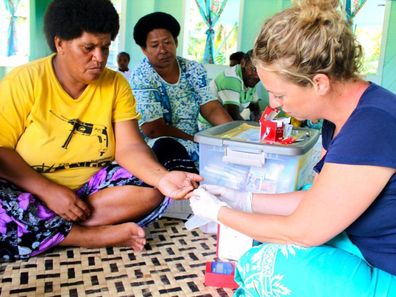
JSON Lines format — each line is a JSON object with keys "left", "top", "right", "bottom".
{"left": 4, "top": 0, "right": 21, "bottom": 56}
{"left": 345, "top": 0, "right": 367, "bottom": 19}
{"left": 195, "top": 0, "right": 228, "bottom": 64}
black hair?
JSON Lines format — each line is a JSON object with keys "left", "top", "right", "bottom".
{"left": 230, "top": 51, "right": 245, "bottom": 62}
{"left": 117, "top": 51, "right": 130, "bottom": 61}
{"left": 44, "top": 0, "right": 119, "bottom": 52}
{"left": 243, "top": 50, "right": 254, "bottom": 62}
{"left": 133, "top": 12, "right": 180, "bottom": 48}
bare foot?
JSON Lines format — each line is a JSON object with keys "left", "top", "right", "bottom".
{"left": 60, "top": 222, "right": 146, "bottom": 252}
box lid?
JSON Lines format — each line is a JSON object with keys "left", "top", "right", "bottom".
{"left": 194, "top": 121, "right": 320, "bottom": 156}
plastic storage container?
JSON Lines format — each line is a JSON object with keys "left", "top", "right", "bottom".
{"left": 195, "top": 121, "right": 321, "bottom": 193}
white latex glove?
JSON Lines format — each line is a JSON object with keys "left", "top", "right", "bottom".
{"left": 201, "top": 184, "right": 253, "bottom": 212}
{"left": 190, "top": 187, "right": 229, "bottom": 223}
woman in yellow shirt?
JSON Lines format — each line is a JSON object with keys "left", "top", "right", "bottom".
{"left": 0, "top": 0, "right": 201, "bottom": 261}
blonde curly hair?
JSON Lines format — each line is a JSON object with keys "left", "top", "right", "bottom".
{"left": 253, "top": 0, "right": 363, "bottom": 86}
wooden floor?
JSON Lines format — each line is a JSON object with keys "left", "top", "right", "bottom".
{"left": 0, "top": 218, "right": 235, "bottom": 297}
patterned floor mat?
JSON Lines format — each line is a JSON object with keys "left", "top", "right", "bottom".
{"left": 0, "top": 218, "right": 236, "bottom": 297}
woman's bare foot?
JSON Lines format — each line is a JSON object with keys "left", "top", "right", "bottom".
{"left": 60, "top": 222, "right": 146, "bottom": 251}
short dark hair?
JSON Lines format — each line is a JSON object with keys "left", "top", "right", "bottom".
{"left": 117, "top": 52, "right": 130, "bottom": 61}
{"left": 44, "top": 0, "right": 119, "bottom": 52}
{"left": 230, "top": 51, "right": 245, "bottom": 62}
{"left": 243, "top": 50, "right": 254, "bottom": 62}
{"left": 133, "top": 12, "right": 180, "bottom": 48}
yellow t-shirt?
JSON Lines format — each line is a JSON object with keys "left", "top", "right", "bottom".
{"left": 0, "top": 55, "right": 140, "bottom": 190}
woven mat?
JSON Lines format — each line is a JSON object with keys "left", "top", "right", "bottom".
{"left": 0, "top": 218, "right": 236, "bottom": 297}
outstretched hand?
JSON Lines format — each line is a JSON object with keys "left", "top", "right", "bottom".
{"left": 157, "top": 171, "right": 203, "bottom": 199}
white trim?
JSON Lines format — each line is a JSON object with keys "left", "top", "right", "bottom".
{"left": 182, "top": 0, "right": 191, "bottom": 58}
{"left": 118, "top": 0, "right": 127, "bottom": 51}
{"left": 237, "top": 0, "right": 244, "bottom": 50}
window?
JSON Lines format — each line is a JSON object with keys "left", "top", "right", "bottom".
{"left": 0, "top": 0, "right": 29, "bottom": 66}
{"left": 352, "top": 0, "right": 386, "bottom": 81}
{"left": 183, "top": 0, "right": 241, "bottom": 65}
{"left": 107, "top": 0, "right": 123, "bottom": 69}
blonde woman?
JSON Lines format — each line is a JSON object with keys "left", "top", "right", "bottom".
{"left": 190, "top": 0, "right": 396, "bottom": 295}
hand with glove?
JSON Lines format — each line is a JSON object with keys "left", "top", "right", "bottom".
{"left": 200, "top": 184, "right": 253, "bottom": 212}
{"left": 190, "top": 187, "right": 229, "bottom": 223}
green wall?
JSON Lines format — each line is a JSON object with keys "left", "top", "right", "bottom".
{"left": 124, "top": 0, "right": 184, "bottom": 68}
{"left": 29, "top": 0, "right": 52, "bottom": 60}
{"left": 240, "top": 0, "right": 290, "bottom": 52}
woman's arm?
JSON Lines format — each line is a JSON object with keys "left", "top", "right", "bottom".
{"left": 0, "top": 147, "right": 90, "bottom": 221}
{"left": 219, "top": 162, "right": 395, "bottom": 247}
{"left": 200, "top": 100, "right": 233, "bottom": 125}
{"left": 141, "top": 118, "right": 194, "bottom": 141}
{"left": 114, "top": 120, "right": 202, "bottom": 198}
{"left": 251, "top": 190, "right": 304, "bottom": 215}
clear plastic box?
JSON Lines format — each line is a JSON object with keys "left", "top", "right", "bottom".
{"left": 195, "top": 121, "right": 321, "bottom": 193}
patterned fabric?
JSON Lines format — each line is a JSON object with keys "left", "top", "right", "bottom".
{"left": 346, "top": 0, "right": 367, "bottom": 19}
{"left": 0, "top": 179, "right": 72, "bottom": 261}
{"left": 195, "top": 0, "right": 228, "bottom": 64}
{"left": 235, "top": 233, "right": 396, "bottom": 297}
{"left": 130, "top": 57, "right": 216, "bottom": 163}
{"left": 4, "top": 0, "right": 21, "bottom": 56}
{"left": 151, "top": 138, "right": 198, "bottom": 174}
{"left": 0, "top": 164, "right": 170, "bottom": 261}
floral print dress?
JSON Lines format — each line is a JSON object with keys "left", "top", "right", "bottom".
{"left": 130, "top": 57, "right": 216, "bottom": 164}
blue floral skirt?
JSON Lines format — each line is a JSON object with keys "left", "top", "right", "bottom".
{"left": 234, "top": 233, "right": 396, "bottom": 296}
{"left": 0, "top": 164, "right": 170, "bottom": 261}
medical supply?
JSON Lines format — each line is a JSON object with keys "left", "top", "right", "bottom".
{"left": 195, "top": 121, "right": 321, "bottom": 194}
{"left": 194, "top": 121, "right": 321, "bottom": 264}
{"left": 204, "top": 261, "right": 238, "bottom": 289}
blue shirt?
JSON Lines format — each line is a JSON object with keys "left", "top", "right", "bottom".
{"left": 314, "top": 83, "right": 396, "bottom": 275}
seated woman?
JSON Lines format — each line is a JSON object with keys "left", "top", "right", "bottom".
{"left": 190, "top": 0, "right": 396, "bottom": 295}
{"left": 0, "top": 0, "right": 201, "bottom": 261}
{"left": 130, "top": 12, "right": 232, "bottom": 171}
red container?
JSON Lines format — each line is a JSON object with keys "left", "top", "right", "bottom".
{"left": 204, "top": 261, "right": 239, "bottom": 289}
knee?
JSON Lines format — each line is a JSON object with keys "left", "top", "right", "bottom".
{"left": 236, "top": 243, "right": 371, "bottom": 297}
{"left": 143, "top": 188, "right": 164, "bottom": 208}
{"left": 238, "top": 242, "right": 320, "bottom": 277}
{"left": 235, "top": 243, "right": 310, "bottom": 296}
